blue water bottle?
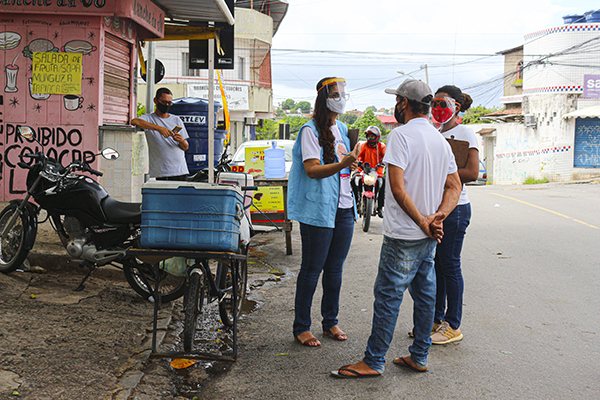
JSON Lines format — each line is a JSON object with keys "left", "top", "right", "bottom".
{"left": 264, "top": 141, "right": 286, "bottom": 178}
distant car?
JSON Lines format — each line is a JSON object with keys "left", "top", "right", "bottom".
{"left": 230, "top": 140, "right": 295, "bottom": 174}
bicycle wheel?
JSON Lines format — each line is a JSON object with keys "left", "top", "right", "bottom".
{"left": 218, "top": 255, "right": 248, "bottom": 327}
{"left": 0, "top": 204, "right": 30, "bottom": 273}
{"left": 183, "top": 269, "right": 205, "bottom": 352}
{"left": 122, "top": 256, "right": 186, "bottom": 303}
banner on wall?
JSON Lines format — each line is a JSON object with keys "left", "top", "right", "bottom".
{"left": 188, "top": 83, "right": 249, "bottom": 111}
{"left": 583, "top": 74, "right": 600, "bottom": 98}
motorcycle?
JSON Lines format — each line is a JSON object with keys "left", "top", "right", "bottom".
{"left": 0, "top": 126, "right": 185, "bottom": 302}
{"left": 354, "top": 161, "right": 384, "bottom": 232}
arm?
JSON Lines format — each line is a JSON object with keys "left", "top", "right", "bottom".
{"left": 458, "top": 148, "right": 479, "bottom": 184}
{"left": 131, "top": 117, "right": 173, "bottom": 139}
{"left": 172, "top": 132, "right": 189, "bottom": 151}
{"left": 388, "top": 164, "right": 432, "bottom": 235}
{"left": 303, "top": 142, "right": 360, "bottom": 179}
{"left": 428, "top": 171, "right": 462, "bottom": 241}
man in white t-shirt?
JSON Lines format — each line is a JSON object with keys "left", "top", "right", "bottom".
{"left": 131, "top": 88, "right": 190, "bottom": 180}
{"left": 333, "top": 79, "right": 461, "bottom": 379}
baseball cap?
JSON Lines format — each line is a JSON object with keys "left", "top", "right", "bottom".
{"left": 385, "top": 79, "right": 433, "bottom": 104}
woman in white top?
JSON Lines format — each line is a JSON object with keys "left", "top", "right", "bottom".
{"left": 429, "top": 85, "right": 479, "bottom": 345}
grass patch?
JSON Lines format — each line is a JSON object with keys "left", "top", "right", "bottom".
{"left": 523, "top": 176, "right": 549, "bottom": 185}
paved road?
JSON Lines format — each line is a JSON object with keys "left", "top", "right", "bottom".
{"left": 197, "top": 182, "right": 600, "bottom": 399}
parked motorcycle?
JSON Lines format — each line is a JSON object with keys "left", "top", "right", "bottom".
{"left": 0, "top": 126, "right": 185, "bottom": 302}
{"left": 187, "top": 144, "right": 232, "bottom": 182}
{"left": 354, "top": 161, "right": 384, "bottom": 232}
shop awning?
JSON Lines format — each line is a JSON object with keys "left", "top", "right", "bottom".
{"left": 153, "top": 0, "right": 235, "bottom": 26}
{"left": 563, "top": 106, "right": 600, "bottom": 119}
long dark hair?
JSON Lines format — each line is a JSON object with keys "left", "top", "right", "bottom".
{"left": 313, "top": 77, "right": 337, "bottom": 164}
{"left": 436, "top": 85, "right": 473, "bottom": 112}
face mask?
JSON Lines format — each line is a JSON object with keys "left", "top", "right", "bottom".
{"left": 326, "top": 97, "right": 346, "bottom": 114}
{"left": 394, "top": 102, "right": 406, "bottom": 125}
{"left": 156, "top": 102, "right": 171, "bottom": 114}
{"left": 431, "top": 97, "right": 457, "bottom": 125}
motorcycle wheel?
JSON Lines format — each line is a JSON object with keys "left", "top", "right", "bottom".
{"left": 183, "top": 270, "right": 205, "bottom": 352}
{"left": 362, "top": 197, "right": 373, "bottom": 232}
{"left": 0, "top": 205, "right": 29, "bottom": 273}
{"left": 218, "top": 249, "right": 248, "bottom": 327}
{"left": 122, "top": 256, "right": 186, "bottom": 303}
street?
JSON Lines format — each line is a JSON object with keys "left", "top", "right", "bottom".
{"left": 195, "top": 182, "right": 600, "bottom": 399}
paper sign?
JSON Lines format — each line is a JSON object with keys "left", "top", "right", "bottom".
{"left": 32, "top": 52, "right": 82, "bottom": 95}
{"left": 251, "top": 186, "right": 284, "bottom": 213}
{"left": 245, "top": 146, "right": 268, "bottom": 177}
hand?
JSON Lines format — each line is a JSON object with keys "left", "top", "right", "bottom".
{"left": 172, "top": 132, "right": 184, "bottom": 143}
{"left": 350, "top": 160, "right": 359, "bottom": 171}
{"left": 420, "top": 212, "right": 445, "bottom": 243}
{"left": 341, "top": 143, "right": 361, "bottom": 168}
{"left": 157, "top": 126, "right": 172, "bottom": 138}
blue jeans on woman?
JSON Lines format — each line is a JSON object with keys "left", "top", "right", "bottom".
{"left": 293, "top": 207, "right": 354, "bottom": 337}
{"left": 434, "top": 203, "right": 471, "bottom": 330}
{"left": 363, "top": 236, "right": 437, "bottom": 373}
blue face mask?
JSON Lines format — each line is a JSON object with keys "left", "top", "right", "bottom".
{"left": 326, "top": 97, "right": 346, "bottom": 114}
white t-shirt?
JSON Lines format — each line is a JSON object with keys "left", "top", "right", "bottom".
{"left": 300, "top": 125, "right": 353, "bottom": 209}
{"left": 383, "top": 117, "right": 458, "bottom": 240}
{"left": 138, "top": 113, "right": 190, "bottom": 178}
{"left": 441, "top": 124, "right": 479, "bottom": 205}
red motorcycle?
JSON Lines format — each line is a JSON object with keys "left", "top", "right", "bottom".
{"left": 353, "top": 161, "right": 385, "bottom": 232}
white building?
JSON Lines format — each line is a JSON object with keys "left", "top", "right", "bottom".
{"left": 482, "top": 17, "right": 600, "bottom": 184}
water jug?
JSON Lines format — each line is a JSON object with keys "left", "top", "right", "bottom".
{"left": 264, "top": 142, "right": 286, "bottom": 178}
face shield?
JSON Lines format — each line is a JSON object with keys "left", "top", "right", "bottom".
{"left": 431, "top": 97, "right": 459, "bottom": 125}
{"left": 319, "top": 78, "right": 350, "bottom": 102}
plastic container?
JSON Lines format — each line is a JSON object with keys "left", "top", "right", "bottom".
{"left": 170, "top": 97, "right": 225, "bottom": 172}
{"left": 563, "top": 14, "right": 585, "bottom": 24}
{"left": 585, "top": 10, "right": 600, "bottom": 22}
{"left": 263, "top": 141, "right": 286, "bottom": 179}
{"left": 141, "top": 181, "right": 243, "bottom": 252}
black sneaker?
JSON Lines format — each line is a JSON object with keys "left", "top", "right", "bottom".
{"left": 377, "top": 208, "right": 383, "bottom": 218}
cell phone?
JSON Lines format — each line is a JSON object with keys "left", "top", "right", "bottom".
{"left": 172, "top": 126, "right": 182, "bottom": 134}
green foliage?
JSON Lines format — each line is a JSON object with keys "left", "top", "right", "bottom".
{"left": 462, "top": 105, "right": 498, "bottom": 124}
{"left": 256, "top": 119, "right": 280, "bottom": 140}
{"left": 523, "top": 176, "right": 549, "bottom": 185}
{"left": 275, "top": 108, "right": 286, "bottom": 117}
{"left": 295, "top": 101, "right": 311, "bottom": 114}
{"left": 366, "top": 105, "right": 377, "bottom": 112}
{"left": 351, "top": 109, "right": 386, "bottom": 135}
{"left": 284, "top": 115, "right": 309, "bottom": 136}
{"left": 281, "top": 99, "right": 296, "bottom": 110}
{"left": 137, "top": 103, "right": 146, "bottom": 117}
{"left": 339, "top": 113, "right": 358, "bottom": 126}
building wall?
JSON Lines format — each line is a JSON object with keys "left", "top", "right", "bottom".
{"left": 502, "top": 48, "right": 523, "bottom": 97}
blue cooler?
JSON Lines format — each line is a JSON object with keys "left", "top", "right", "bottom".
{"left": 141, "top": 181, "right": 244, "bottom": 252}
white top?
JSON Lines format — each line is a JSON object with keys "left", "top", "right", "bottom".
{"left": 301, "top": 125, "right": 353, "bottom": 209}
{"left": 138, "top": 113, "right": 190, "bottom": 178}
{"left": 383, "top": 117, "right": 458, "bottom": 240}
{"left": 441, "top": 124, "right": 479, "bottom": 205}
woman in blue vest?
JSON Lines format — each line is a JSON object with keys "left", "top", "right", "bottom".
{"left": 288, "top": 77, "right": 360, "bottom": 347}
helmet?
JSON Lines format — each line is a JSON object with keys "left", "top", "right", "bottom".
{"left": 365, "top": 126, "right": 381, "bottom": 144}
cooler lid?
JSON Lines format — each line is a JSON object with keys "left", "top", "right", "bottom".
{"left": 143, "top": 180, "right": 242, "bottom": 195}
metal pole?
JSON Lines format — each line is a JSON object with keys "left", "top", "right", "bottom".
{"left": 208, "top": 38, "right": 215, "bottom": 184}
{"left": 145, "top": 42, "right": 156, "bottom": 113}
{"left": 424, "top": 64, "right": 429, "bottom": 85}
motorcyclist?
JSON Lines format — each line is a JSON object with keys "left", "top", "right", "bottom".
{"left": 351, "top": 126, "right": 386, "bottom": 218}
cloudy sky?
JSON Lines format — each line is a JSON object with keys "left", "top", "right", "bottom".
{"left": 270, "top": 0, "right": 598, "bottom": 111}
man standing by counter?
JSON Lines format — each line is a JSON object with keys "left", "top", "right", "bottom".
{"left": 131, "top": 88, "right": 190, "bottom": 181}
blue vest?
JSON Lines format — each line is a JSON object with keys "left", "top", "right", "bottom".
{"left": 287, "top": 119, "right": 356, "bottom": 228}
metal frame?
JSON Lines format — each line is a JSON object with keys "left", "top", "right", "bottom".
{"left": 127, "top": 248, "right": 246, "bottom": 362}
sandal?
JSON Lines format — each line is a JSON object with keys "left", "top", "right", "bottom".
{"left": 295, "top": 333, "right": 321, "bottom": 347}
{"left": 393, "top": 356, "right": 428, "bottom": 373}
{"left": 323, "top": 327, "right": 347, "bottom": 341}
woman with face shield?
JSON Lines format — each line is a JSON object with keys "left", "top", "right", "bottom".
{"left": 426, "top": 85, "right": 479, "bottom": 345}
{"left": 287, "top": 77, "right": 361, "bottom": 347}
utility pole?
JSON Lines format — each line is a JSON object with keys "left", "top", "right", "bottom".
{"left": 421, "top": 64, "right": 429, "bottom": 85}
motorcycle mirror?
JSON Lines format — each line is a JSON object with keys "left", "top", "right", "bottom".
{"left": 18, "top": 126, "right": 35, "bottom": 140}
{"left": 101, "top": 148, "right": 120, "bottom": 160}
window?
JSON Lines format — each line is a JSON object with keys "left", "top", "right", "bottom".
{"left": 238, "top": 57, "right": 244, "bottom": 80}
{"left": 516, "top": 61, "right": 523, "bottom": 80}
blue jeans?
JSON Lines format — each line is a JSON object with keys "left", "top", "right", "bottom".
{"left": 363, "top": 236, "right": 437, "bottom": 373}
{"left": 434, "top": 203, "right": 471, "bottom": 330}
{"left": 293, "top": 208, "right": 354, "bottom": 337}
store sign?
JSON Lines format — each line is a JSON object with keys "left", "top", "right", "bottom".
{"left": 32, "top": 52, "right": 82, "bottom": 95}
{"left": 188, "top": 83, "right": 249, "bottom": 111}
{"left": 583, "top": 74, "right": 600, "bottom": 98}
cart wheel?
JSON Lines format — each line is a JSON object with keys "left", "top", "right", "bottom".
{"left": 183, "top": 269, "right": 205, "bottom": 352}
{"left": 218, "top": 253, "right": 248, "bottom": 327}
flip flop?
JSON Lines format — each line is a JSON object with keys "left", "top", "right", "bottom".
{"left": 323, "top": 328, "right": 347, "bottom": 341}
{"left": 330, "top": 365, "right": 381, "bottom": 379}
{"left": 393, "top": 356, "right": 428, "bottom": 373}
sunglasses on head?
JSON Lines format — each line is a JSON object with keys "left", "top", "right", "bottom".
{"left": 431, "top": 98, "right": 458, "bottom": 109}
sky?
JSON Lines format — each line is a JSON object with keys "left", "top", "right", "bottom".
{"left": 270, "top": 0, "right": 599, "bottom": 112}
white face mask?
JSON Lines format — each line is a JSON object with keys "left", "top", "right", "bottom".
{"left": 326, "top": 97, "right": 346, "bottom": 114}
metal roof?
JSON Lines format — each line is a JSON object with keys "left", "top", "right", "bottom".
{"left": 153, "top": 0, "right": 235, "bottom": 26}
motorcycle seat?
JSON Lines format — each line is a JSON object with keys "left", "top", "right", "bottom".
{"left": 102, "top": 197, "right": 142, "bottom": 224}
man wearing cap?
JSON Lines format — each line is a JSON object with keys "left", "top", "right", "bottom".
{"left": 332, "top": 79, "right": 461, "bottom": 378}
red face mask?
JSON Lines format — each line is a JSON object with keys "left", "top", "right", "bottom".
{"left": 431, "top": 97, "right": 458, "bottom": 125}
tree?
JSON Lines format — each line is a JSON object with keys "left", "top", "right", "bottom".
{"left": 281, "top": 99, "right": 296, "bottom": 110}
{"left": 284, "top": 115, "right": 310, "bottom": 137}
{"left": 339, "top": 113, "right": 358, "bottom": 126}
{"left": 275, "top": 108, "right": 286, "bottom": 117}
{"left": 256, "top": 119, "right": 280, "bottom": 140}
{"left": 351, "top": 109, "right": 386, "bottom": 135}
{"left": 462, "top": 105, "right": 498, "bottom": 124}
{"left": 366, "top": 105, "right": 377, "bottom": 112}
{"left": 296, "top": 101, "right": 311, "bottom": 114}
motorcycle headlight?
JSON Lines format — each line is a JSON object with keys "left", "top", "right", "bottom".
{"left": 363, "top": 174, "right": 377, "bottom": 186}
